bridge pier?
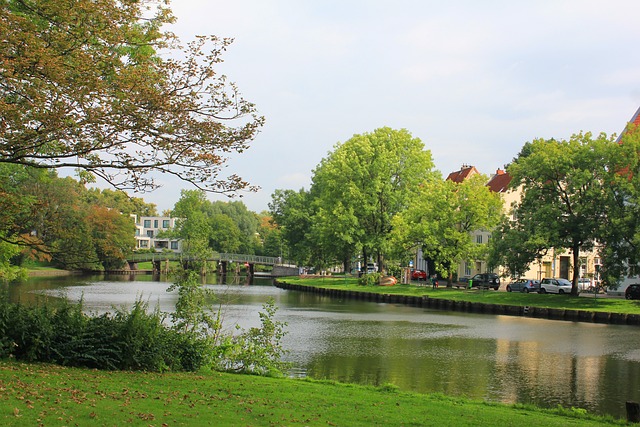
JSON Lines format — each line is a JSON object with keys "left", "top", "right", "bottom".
{"left": 248, "top": 263, "right": 255, "bottom": 277}
{"left": 127, "top": 261, "right": 138, "bottom": 271}
{"left": 152, "top": 260, "right": 161, "bottom": 274}
{"left": 219, "top": 261, "right": 228, "bottom": 275}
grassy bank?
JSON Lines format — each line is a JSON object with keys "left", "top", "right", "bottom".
{"left": 0, "top": 360, "right": 623, "bottom": 426}
{"left": 278, "top": 276, "right": 640, "bottom": 315}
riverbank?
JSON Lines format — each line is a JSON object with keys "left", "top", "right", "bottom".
{"left": 274, "top": 277, "right": 640, "bottom": 326}
{"left": 0, "top": 360, "right": 622, "bottom": 426}
{"left": 26, "top": 268, "right": 79, "bottom": 277}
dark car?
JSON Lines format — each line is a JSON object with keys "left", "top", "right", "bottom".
{"left": 506, "top": 278, "right": 540, "bottom": 293}
{"left": 625, "top": 284, "right": 640, "bottom": 300}
{"left": 470, "top": 273, "right": 500, "bottom": 290}
{"left": 411, "top": 269, "right": 427, "bottom": 280}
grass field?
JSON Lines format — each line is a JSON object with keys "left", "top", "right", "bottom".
{"left": 279, "top": 276, "right": 640, "bottom": 315}
{"left": 0, "top": 361, "right": 624, "bottom": 427}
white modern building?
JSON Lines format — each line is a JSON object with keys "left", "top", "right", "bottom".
{"left": 132, "top": 215, "right": 182, "bottom": 253}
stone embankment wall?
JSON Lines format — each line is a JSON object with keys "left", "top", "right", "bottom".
{"left": 274, "top": 281, "right": 640, "bottom": 326}
{"left": 271, "top": 266, "right": 300, "bottom": 277}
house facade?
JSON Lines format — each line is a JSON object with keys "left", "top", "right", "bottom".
{"left": 485, "top": 169, "right": 601, "bottom": 284}
{"left": 447, "top": 165, "right": 500, "bottom": 280}
{"left": 133, "top": 215, "right": 182, "bottom": 253}
{"left": 439, "top": 165, "right": 601, "bottom": 285}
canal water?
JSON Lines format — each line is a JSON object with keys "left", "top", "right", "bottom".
{"left": 8, "top": 273, "right": 640, "bottom": 419}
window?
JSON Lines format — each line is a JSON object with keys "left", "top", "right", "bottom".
{"left": 154, "top": 220, "right": 158, "bottom": 228}
{"left": 135, "top": 229, "right": 140, "bottom": 236}
{"left": 163, "top": 220, "right": 170, "bottom": 228}
{"left": 143, "top": 219, "right": 151, "bottom": 228}
{"left": 464, "top": 262, "right": 472, "bottom": 276}
{"left": 146, "top": 230, "right": 154, "bottom": 238}
{"left": 476, "top": 235, "right": 483, "bottom": 244}
{"left": 170, "top": 241, "right": 179, "bottom": 250}
{"left": 139, "top": 240, "right": 149, "bottom": 248}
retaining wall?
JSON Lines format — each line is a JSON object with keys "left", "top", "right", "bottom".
{"left": 274, "top": 281, "right": 640, "bottom": 326}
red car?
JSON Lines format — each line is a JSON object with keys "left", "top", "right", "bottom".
{"left": 411, "top": 269, "right": 427, "bottom": 280}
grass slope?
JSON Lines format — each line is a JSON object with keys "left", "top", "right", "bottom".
{"left": 0, "top": 361, "right": 623, "bottom": 427}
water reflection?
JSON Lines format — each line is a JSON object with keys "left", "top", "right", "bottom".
{"left": 7, "top": 274, "right": 640, "bottom": 419}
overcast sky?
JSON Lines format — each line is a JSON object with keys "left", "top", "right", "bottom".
{"left": 138, "top": 0, "right": 640, "bottom": 214}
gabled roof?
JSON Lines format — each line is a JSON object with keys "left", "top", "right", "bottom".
{"left": 446, "top": 165, "right": 479, "bottom": 183}
{"left": 616, "top": 105, "right": 640, "bottom": 142}
{"left": 486, "top": 169, "right": 512, "bottom": 193}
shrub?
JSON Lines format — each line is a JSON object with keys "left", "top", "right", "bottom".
{"left": 358, "top": 272, "right": 381, "bottom": 286}
{"left": 0, "top": 270, "right": 290, "bottom": 377}
{"left": 214, "top": 298, "right": 290, "bottom": 376}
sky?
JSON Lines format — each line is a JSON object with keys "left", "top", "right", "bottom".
{"left": 134, "top": 0, "right": 640, "bottom": 214}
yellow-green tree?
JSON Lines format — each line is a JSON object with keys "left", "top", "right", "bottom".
{"left": 310, "top": 127, "right": 437, "bottom": 273}
{"left": 392, "top": 174, "right": 503, "bottom": 283}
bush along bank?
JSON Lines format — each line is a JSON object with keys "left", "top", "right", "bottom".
{"left": 274, "top": 280, "right": 640, "bottom": 326}
{"left": 0, "top": 270, "right": 290, "bottom": 375}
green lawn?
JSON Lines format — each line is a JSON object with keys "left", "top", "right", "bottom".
{"left": 0, "top": 360, "right": 623, "bottom": 427}
{"left": 280, "top": 276, "right": 640, "bottom": 315}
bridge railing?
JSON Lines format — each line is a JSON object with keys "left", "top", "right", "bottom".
{"left": 127, "top": 252, "right": 292, "bottom": 266}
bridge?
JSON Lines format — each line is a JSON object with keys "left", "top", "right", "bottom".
{"left": 125, "top": 252, "right": 299, "bottom": 277}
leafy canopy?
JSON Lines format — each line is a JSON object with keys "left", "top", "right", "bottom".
{"left": 0, "top": 0, "right": 263, "bottom": 194}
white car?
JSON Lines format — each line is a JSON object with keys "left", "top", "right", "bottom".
{"left": 539, "top": 278, "right": 573, "bottom": 294}
{"left": 577, "top": 278, "right": 594, "bottom": 292}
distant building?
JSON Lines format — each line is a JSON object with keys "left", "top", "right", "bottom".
{"left": 132, "top": 215, "right": 182, "bottom": 253}
{"left": 445, "top": 164, "right": 479, "bottom": 183}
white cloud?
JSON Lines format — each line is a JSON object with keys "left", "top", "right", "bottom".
{"left": 124, "top": 0, "right": 640, "bottom": 214}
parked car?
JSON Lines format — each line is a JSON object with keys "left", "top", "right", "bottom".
{"left": 411, "top": 269, "right": 427, "bottom": 281}
{"left": 470, "top": 273, "right": 500, "bottom": 290}
{"left": 506, "top": 279, "right": 540, "bottom": 293}
{"left": 539, "top": 278, "right": 573, "bottom": 294}
{"left": 625, "top": 284, "right": 640, "bottom": 300}
{"left": 577, "top": 278, "right": 593, "bottom": 292}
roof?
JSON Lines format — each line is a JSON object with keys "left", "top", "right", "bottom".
{"left": 616, "top": 105, "right": 640, "bottom": 142}
{"left": 446, "top": 165, "right": 479, "bottom": 183}
{"left": 486, "top": 169, "right": 512, "bottom": 193}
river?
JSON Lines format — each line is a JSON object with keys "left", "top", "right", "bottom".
{"left": 8, "top": 273, "right": 640, "bottom": 419}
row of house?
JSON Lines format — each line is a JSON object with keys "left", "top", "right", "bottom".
{"left": 441, "top": 164, "right": 601, "bottom": 284}
{"left": 432, "top": 105, "right": 640, "bottom": 290}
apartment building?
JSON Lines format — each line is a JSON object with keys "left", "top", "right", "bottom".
{"left": 133, "top": 215, "right": 182, "bottom": 253}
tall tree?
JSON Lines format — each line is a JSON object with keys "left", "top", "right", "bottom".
{"left": 86, "top": 206, "right": 136, "bottom": 270}
{"left": 208, "top": 213, "right": 242, "bottom": 253}
{"left": 597, "top": 127, "right": 640, "bottom": 286}
{"left": 310, "top": 127, "right": 437, "bottom": 272}
{"left": 171, "top": 190, "right": 213, "bottom": 263}
{"left": 83, "top": 188, "right": 158, "bottom": 217}
{"left": 269, "top": 189, "right": 314, "bottom": 266}
{"left": 209, "top": 201, "right": 260, "bottom": 254}
{"left": 500, "top": 133, "right": 623, "bottom": 295}
{"left": 392, "top": 174, "right": 503, "bottom": 283}
{"left": 1, "top": 0, "right": 263, "bottom": 195}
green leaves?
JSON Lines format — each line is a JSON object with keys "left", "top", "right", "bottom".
{"left": 309, "top": 127, "right": 437, "bottom": 272}
{"left": 494, "top": 132, "right": 635, "bottom": 289}
{"left": 393, "top": 173, "right": 502, "bottom": 280}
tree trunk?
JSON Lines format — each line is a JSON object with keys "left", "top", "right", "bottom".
{"left": 571, "top": 243, "right": 581, "bottom": 296}
{"left": 362, "top": 249, "right": 368, "bottom": 274}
